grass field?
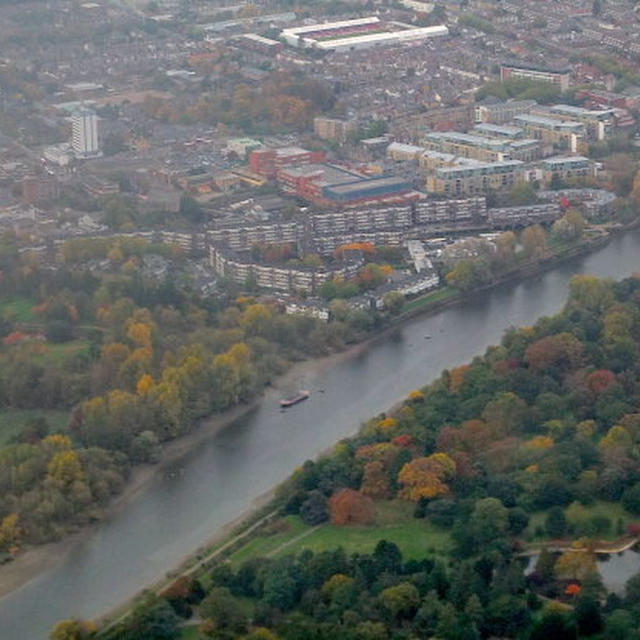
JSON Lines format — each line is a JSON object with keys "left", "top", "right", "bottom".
{"left": 401, "top": 287, "right": 458, "bottom": 314}
{"left": 178, "top": 626, "right": 204, "bottom": 639}
{"left": 228, "top": 501, "right": 452, "bottom": 567}
{"left": 0, "top": 297, "right": 37, "bottom": 323}
{"left": 0, "top": 408, "right": 70, "bottom": 445}
{"left": 32, "top": 339, "right": 91, "bottom": 364}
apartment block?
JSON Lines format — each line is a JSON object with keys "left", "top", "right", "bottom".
{"left": 500, "top": 63, "right": 571, "bottom": 92}
{"left": 474, "top": 100, "right": 537, "bottom": 125}
{"left": 426, "top": 160, "right": 524, "bottom": 195}
{"left": 313, "top": 116, "right": 358, "bottom": 142}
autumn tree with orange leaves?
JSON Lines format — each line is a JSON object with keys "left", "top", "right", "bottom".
{"left": 328, "top": 489, "right": 376, "bottom": 526}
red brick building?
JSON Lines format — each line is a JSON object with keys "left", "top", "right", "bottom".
{"left": 248, "top": 147, "right": 326, "bottom": 178}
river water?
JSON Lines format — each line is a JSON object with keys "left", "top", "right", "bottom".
{"left": 3, "top": 231, "right": 640, "bottom": 639}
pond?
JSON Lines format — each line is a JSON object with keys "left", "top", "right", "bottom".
{"left": 525, "top": 547, "right": 640, "bottom": 594}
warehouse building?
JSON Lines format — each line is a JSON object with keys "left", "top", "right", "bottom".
{"left": 277, "top": 163, "right": 416, "bottom": 206}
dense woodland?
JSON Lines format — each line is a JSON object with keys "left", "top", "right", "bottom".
{"left": 0, "top": 234, "right": 365, "bottom": 548}
{"left": 73, "top": 274, "right": 640, "bottom": 640}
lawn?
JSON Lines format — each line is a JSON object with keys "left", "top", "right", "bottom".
{"left": 0, "top": 408, "right": 70, "bottom": 445}
{"left": 0, "top": 297, "right": 37, "bottom": 323}
{"left": 178, "top": 626, "right": 205, "bottom": 640}
{"left": 228, "top": 500, "right": 452, "bottom": 567}
{"left": 401, "top": 287, "right": 458, "bottom": 314}
{"left": 32, "top": 339, "right": 91, "bottom": 364}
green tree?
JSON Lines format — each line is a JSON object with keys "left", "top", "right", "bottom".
{"left": 382, "top": 291, "right": 404, "bottom": 315}
{"left": 509, "top": 183, "right": 536, "bottom": 206}
{"left": 470, "top": 497, "right": 508, "bottom": 543}
{"left": 200, "top": 587, "right": 248, "bottom": 633}
{"left": 545, "top": 506, "right": 567, "bottom": 538}
{"left": 179, "top": 195, "right": 203, "bottom": 224}
{"left": 534, "top": 547, "right": 556, "bottom": 583}
{"left": 124, "top": 596, "right": 180, "bottom": 640}
{"left": 604, "top": 609, "right": 634, "bottom": 640}
{"left": 521, "top": 225, "right": 546, "bottom": 259}
{"left": 378, "top": 582, "right": 420, "bottom": 619}
{"left": 262, "top": 558, "right": 299, "bottom": 611}
{"left": 49, "top": 619, "right": 94, "bottom": 640}
{"left": 575, "top": 593, "right": 603, "bottom": 636}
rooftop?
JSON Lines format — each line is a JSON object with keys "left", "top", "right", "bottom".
{"left": 473, "top": 123, "right": 524, "bottom": 137}
{"left": 325, "top": 175, "right": 410, "bottom": 196}
{"left": 515, "top": 114, "right": 584, "bottom": 129}
{"left": 542, "top": 155, "right": 590, "bottom": 165}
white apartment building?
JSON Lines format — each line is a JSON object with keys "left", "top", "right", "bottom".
{"left": 71, "top": 107, "right": 100, "bottom": 158}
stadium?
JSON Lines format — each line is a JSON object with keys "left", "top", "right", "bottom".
{"left": 281, "top": 16, "right": 448, "bottom": 52}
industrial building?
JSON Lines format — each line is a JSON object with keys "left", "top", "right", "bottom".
{"left": 281, "top": 17, "right": 448, "bottom": 51}
{"left": 277, "top": 162, "right": 415, "bottom": 206}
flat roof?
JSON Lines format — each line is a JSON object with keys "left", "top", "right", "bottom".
{"left": 515, "top": 114, "right": 583, "bottom": 129}
{"left": 501, "top": 61, "right": 571, "bottom": 74}
{"left": 280, "top": 163, "right": 363, "bottom": 184}
{"left": 427, "top": 130, "right": 507, "bottom": 149}
{"left": 326, "top": 175, "right": 410, "bottom": 196}
{"left": 436, "top": 159, "right": 523, "bottom": 176}
{"left": 387, "top": 142, "right": 426, "bottom": 154}
{"left": 542, "top": 155, "right": 589, "bottom": 165}
{"left": 242, "top": 33, "right": 281, "bottom": 46}
{"left": 549, "top": 104, "right": 614, "bottom": 118}
{"left": 473, "top": 123, "right": 524, "bottom": 136}
{"left": 510, "top": 138, "right": 539, "bottom": 147}
{"left": 421, "top": 149, "right": 483, "bottom": 165}
{"left": 477, "top": 99, "right": 537, "bottom": 110}
{"left": 275, "top": 146, "right": 312, "bottom": 157}
{"left": 282, "top": 16, "right": 380, "bottom": 37}
{"left": 314, "top": 25, "right": 448, "bottom": 49}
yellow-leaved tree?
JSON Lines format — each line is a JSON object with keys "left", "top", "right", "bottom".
{"left": 398, "top": 453, "right": 456, "bottom": 500}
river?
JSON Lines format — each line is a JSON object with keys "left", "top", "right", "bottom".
{"left": 3, "top": 231, "right": 640, "bottom": 639}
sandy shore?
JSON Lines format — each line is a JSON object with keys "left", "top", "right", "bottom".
{"left": 0, "top": 340, "right": 372, "bottom": 601}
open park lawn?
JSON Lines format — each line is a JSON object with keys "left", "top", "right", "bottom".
{"left": 229, "top": 500, "right": 452, "bottom": 567}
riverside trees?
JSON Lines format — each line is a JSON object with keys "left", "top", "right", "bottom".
{"left": 0, "top": 235, "right": 351, "bottom": 549}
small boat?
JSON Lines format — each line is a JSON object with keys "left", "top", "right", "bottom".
{"left": 424, "top": 335, "right": 432, "bottom": 339}
{"left": 280, "top": 390, "right": 310, "bottom": 407}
